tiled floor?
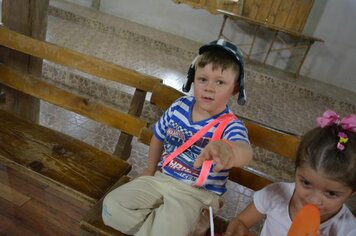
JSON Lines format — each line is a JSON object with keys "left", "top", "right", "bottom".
{"left": 2, "top": 0, "right": 356, "bottom": 231}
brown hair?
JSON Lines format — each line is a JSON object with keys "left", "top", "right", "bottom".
{"left": 195, "top": 50, "right": 240, "bottom": 87}
{"left": 296, "top": 125, "right": 356, "bottom": 190}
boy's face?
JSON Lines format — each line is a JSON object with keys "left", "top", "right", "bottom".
{"left": 193, "top": 63, "right": 238, "bottom": 117}
{"left": 293, "top": 164, "right": 354, "bottom": 222}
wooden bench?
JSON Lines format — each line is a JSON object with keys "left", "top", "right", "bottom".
{"left": 0, "top": 25, "right": 165, "bottom": 210}
{"left": 0, "top": 25, "right": 301, "bottom": 234}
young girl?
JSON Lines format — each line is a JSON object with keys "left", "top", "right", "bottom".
{"left": 225, "top": 110, "right": 356, "bottom": 236}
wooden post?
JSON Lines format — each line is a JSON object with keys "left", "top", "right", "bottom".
{"left": 113, "top": 89, "right": 147, "bottom": 160}
{"left": 91, "top": 0, "right": 101, "bottom": 10}
{"left": 263, "top": 30, "right": 278, "bottom": 64}
{"left": 0, "top": 0, "right": 49, "bottom": 123}
{"left": 218, "top": 14, "right": 228, "bottom": 39}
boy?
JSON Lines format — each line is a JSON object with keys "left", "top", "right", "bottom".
{"left": 102, "top": 39, "right": 252, "bottom": 236}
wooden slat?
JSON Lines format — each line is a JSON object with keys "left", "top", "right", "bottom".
{"left": 254, "top": 0, "right": 273, "bottom": 23}
{"left": 0, "top": 213, "right": 38, "bottom": 236}
{"left": 0, "top": 26, "right": 162, "bottom": 92}
{"left": 150, "top": 83, "right": 184, "bottom": 110}
{"left": 22, "top": 198, "right": 81, "bottom": 235}
{"left": 241, "top": 117, "right": 300, "bottom": 160}
{"left": 267, "top": 0, "right": 281, "bottom": 25}
{"left": 0, "top": 182, "right": 31, "bottom": 207}
{"left": 0, "top": 196, "right": 72, "bottom": 235}
{"left": 0, "top": 64, "right": 147, "bottom": 137}
{"left": 0, "top": 109, "right": 131, "bottom": 205}
{"left": 0, "top": 165, "right": 88, "bottom": 220}
{"left": 228, "top": 167, "right": 273, "bottom": 191}
{"left": 273, "top": 0, "right": 293, "bottom": 29}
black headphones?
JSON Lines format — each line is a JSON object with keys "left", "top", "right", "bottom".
{"left": 182, "top": 39, "right": 246, "bottom": 105}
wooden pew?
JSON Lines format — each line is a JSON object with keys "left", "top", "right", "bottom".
{"left": 0, "top": 25, "right": 162, "bottom": 160}
{"left": 0, "top": 25, "right": 162, "bottom": 208}
{"left": 0, "top": 25, "right": 301, "bottom": 234}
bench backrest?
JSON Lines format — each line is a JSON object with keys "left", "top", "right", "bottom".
{"left": 0, "top": 25, "right": 160, "bottom": 138}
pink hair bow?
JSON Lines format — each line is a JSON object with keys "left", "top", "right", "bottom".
{"left": 316, "top": 110, "right": 356, "bottom": 132}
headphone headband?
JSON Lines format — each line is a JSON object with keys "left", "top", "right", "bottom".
{"left": 182, "top": 39, "right": 246, "bottom": 105}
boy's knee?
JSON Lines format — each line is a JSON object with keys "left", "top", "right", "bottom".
{"left": 101, "top": 193, "right": 144, "bottom": 234}
{"left": 102, "top": 194, "right": 114, "bottom": 224}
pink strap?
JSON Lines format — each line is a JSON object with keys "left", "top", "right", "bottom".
{"left": 162, "top": 113, "right": 236, "bottom": 187}
{"left": 194, "top": 160, "right": 213, "bottom": 186}
{"left": 193, "top": 116, "right": 235, "bottom": 186}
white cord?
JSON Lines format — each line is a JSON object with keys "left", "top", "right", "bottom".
{"left": 209, "top": 206, "right": 214, "bottom": 236}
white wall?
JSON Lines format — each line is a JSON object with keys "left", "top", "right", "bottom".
{"left": 72, "top": 0, "right": 356, "bottom": 94}
{"left": 302, "top": 0, "right": 356, "bottom": 92}
{"left": 65, "top": 0, "right": 91, "bottom": 8}
{"left": 100, "top": 0, "right": 223, "bottom": 42}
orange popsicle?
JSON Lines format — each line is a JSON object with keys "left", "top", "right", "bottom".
{"left": 288, "top": 204, "right": 320, "bottom": 236}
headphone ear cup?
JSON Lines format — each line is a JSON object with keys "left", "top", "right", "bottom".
{"left": 182, "top": 66, "right": 194, "bottom": 92}
{"left": 182, "top": 56, "right": 198, "bottom": 92}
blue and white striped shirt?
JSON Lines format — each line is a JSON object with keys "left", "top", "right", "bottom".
{"left": 153, "top": 96, "right": 249, "bottom": 195}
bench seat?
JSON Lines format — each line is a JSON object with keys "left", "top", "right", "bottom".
{"left": 80, "top": 175, "right": 131, "bottom": 236}
{"left": 0, "top": 109, "right": 131, "bottom": 206}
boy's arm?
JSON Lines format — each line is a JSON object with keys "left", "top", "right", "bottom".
{"left": 141, "top": 135, "right": 164, "bottom": 176}
{"left": 225, "top": 202, "right": 264, "bottom": 236}
{"left": 194, "top": 140, "right": 252, "bottom": 172}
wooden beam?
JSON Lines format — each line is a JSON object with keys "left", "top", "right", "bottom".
{"left": 0, "top": 0, "right": 49, "bottom": 123}
{"left": 0, "top": 26, "right": 162, "bottom": 93}
{"left": 0, "top": 64, "right": 148, "bottom": 137}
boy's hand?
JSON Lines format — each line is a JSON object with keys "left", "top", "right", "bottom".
{"left": 194, "top": 140, "right": 234, "bottom": 172}
{"left": 140, "top": 167, "right": 156, "bottom": 176}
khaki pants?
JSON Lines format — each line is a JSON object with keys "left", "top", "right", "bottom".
{"left": 102, "top": 171, "right": 221, "bottom": 236}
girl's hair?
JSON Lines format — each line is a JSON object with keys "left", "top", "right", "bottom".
{"left": 195, "top": 50, "right": 240, "bottom": 85}
{"left": 296, "top": 124, "right": 356, "bottom": 190}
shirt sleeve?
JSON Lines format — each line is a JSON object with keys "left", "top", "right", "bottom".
{"left": 253, "top": 183, "right": 271, "bottom": 215}
{"left": 253, "top": 182, "right": 291, "bottom": 215}
{"left": 222, "top": 119, "right": 250, "bottom": 144}
{"left": 153, "top": 97, "right": 184, "bottom": 142}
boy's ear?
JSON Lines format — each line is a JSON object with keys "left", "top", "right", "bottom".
{"left": 232, "top": 83, "right": 240, "bottom": 95}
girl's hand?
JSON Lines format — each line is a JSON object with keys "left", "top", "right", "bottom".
{"left": 194, "top": 140, "right": 235, "bottom": 172}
